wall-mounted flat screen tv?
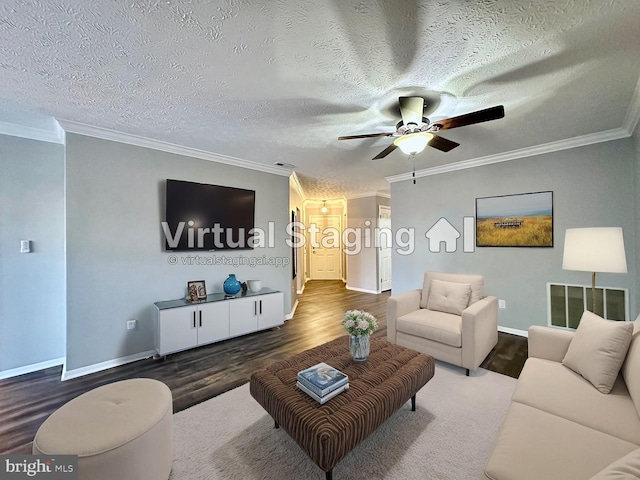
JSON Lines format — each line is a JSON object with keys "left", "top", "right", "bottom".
{"left": 164, "top": 179, "right": 255, "bottom": 251}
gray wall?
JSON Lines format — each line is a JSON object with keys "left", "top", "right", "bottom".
{"left": 346, "top": 196, "right": 391, "bottom": 293}
{"left": 65, "top": 133, "right": 291, "bottom": 371}
{"left": 346, "top": 196, "right": 378, "bottom": 292}
{"left": 0, "top": 134, "right": 65, "bottom": 372}
{"left": 391, "top": 138, "right": 638, "bottom": 332}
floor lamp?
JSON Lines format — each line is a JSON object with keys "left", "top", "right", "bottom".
{"left": 562, "top": 227, "right": 628, "bottom": 313}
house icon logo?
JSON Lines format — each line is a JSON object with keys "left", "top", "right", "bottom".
{"left": 425, "top": 217, "right": 475, "bottom": 253}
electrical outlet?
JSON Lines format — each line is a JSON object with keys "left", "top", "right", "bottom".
{"left": 127, "top": 319, "right": 136, "bottom": 330}
{"left": 498, "top": 300, "right": 506, "bottom": 309}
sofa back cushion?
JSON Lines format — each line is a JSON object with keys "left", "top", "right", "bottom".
{"left": 622, "top": 315, "right": 640, "bottom": 417}
{"left": 427, "top": 279, "right": 472, "bottom": 315}
{"left": 420, "top": 271, "right": 484, "bottom": 309}
{"left": 562, "top": 311, "right": 633, "bottom": 394}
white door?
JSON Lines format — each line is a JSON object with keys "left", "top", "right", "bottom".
{"left": 378, "top": 205, "right": 392, "bottom": 291}
{"left": 309, "top": 214, "right": 341, "bottom": 280}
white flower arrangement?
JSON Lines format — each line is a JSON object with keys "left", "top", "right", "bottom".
{"left": 343, "top": 310, "right": 378, "bottom": 337}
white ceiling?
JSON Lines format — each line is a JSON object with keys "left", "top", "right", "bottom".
{"left": 1, "top": 1, "right": 640, "bottom": 199}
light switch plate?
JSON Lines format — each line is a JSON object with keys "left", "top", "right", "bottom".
{"left": 20, "top": 240, "right": 31, "bottom": 253}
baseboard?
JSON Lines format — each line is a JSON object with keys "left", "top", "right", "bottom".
{"left": 285, "top": 299, "right": 299, "bottom": 320}
{"left": 498, "top": 326, "right": 528, "bottom": 338}
{"left": 345, "top": 285, "right": 381, "bottom": 294}
{"left": 61, "top": 350, "right": 156, "bottom": 381}
{"left": 0, "top": 357, "right": 65, "bottom": 380}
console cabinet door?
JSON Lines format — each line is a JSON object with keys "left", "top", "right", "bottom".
{"left": 157, "top": 306, "right": 198, "bottom": 355}
{"left": 257, "top": 293, "right": 284, "bottom": 330}
{"left": 229, "top": 297, "right": 258, "bottom": 337}
{"left": 197, "top": 301, "right": 230, "bottom": 345}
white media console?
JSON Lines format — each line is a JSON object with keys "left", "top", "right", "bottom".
{"left": 154, "top": 288, "right": 284, "bottom": 356}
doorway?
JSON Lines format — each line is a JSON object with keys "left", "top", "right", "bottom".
{"left": 378, "top": 205, "right": 392, "bottom": 291}
{"left": 309, "top": 214, "right": 342, "bottom": 280}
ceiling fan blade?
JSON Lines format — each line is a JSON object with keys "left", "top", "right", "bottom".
{"left": 338, "top": 132, "right": 394, "bottom": 140}
{"left": 398, "top": 96, "right": 424, "bottom": 125}
{"left": 428, "top": 135, "right": 459, "bottom": 152}
{"left": 431, "top": 105, "right": 505, "bottom": 131}
{"left": 372, "top": 143, "right": 398, "bottom": 160}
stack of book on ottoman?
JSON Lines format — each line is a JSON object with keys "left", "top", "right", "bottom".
{"left": 296, "top": 362, "right": 349, "bottom": 404}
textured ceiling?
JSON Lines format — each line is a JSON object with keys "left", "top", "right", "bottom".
{"left": 1, "top": 0, "right": 639, "bottom": 198}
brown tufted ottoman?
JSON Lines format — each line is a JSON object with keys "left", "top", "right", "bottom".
{"left": 250, "top": 336, "right": 435, "bottom": 479}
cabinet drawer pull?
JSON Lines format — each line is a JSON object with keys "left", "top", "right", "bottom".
{"left": 199, "top": 310, "right": 202, "bottom": 327}
{"left": 193, "top": 311, "right": 196, "bottom": 328}
{"left": 259, "top": 300, "right": 262, "bottom": 315}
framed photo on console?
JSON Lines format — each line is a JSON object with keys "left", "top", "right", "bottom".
{"left": 187, "top": 280, "right": 207, "bottom": 301}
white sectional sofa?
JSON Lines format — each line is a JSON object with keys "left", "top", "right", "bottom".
{"left": 483, "top": 314, "right": 640, "bottom": 480}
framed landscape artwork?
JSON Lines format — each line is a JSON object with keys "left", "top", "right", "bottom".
{"left": 476, "top": 191, "right": 553, "bottom": 247}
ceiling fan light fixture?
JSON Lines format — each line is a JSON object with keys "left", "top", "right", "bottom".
{"left": 393, "top": 132, "right": 434, "bottom": 155}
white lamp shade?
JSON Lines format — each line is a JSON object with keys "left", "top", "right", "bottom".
{"left": 393, "top": 133, "right": 433, "bottom": 154}
{"left": 562, "top": 227, "right": 627, "bottom": 273}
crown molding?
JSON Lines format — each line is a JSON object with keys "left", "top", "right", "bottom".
{"left": 0, "top": 121, "right": 64, "bottom": 144}
{"left": 622, "top": 75, "right": 640, "bottom": 135}
{"left": 386, "top": 127, "right": 630, "bottom": 184}
{"left": 57, "top": 119, "right": 291, "bottom": 177}
{"left": 303, "top": 197, "right": 347, "bottom": 205}
{"left": 290, "top": 171, "right": 306, "bottom": 200}
{"left": 346, "top": 191, "right": 391, "bottom": 200}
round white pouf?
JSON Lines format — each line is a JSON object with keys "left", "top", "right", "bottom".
{"left": 33, "top": 378, "right": 173, "bottom": 480}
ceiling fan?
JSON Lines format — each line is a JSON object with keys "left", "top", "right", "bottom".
{"left": 338, "top": 97, "right": 505, "bottom": 160}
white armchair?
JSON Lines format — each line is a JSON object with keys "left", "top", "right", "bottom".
{"left": 387, "top": 271, "right": 498, "bottom": 375}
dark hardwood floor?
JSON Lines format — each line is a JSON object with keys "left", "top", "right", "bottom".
{"left": 0, "top": 280, "right": 526, "bottom": 454}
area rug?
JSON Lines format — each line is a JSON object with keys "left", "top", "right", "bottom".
{"left": 169, "top": 362, "right": 516, "bottom": 479}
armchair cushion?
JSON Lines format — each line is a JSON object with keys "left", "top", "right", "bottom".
{"left": 562, "top": 310, "right": 633, "bottom": 394}
{"left": 426, "top": 279, "right": 471, "bottom": 315}
{"left": 420, "top": 271, "right": 484, "bottom": 309}
{"left": 396, "top": 309, "right": 462, "bottom": 348}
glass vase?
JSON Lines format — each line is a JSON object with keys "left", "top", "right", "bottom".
{"left": 349, "top": 333, "right": 370, "bottom": 362}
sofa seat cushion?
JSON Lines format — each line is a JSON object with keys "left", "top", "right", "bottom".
{"left": 396, "top": 309, "right": 461, "bottom": 347}
{"left": 512, "top": 358, "right": 640, "bottom": 445}
{"left": 590, "top": 447, "right": 640, "bottom": 479}
{"left": 484, "top": 402, "right": 639, "bottom": 480}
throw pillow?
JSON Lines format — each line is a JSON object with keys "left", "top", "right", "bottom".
{"left": 427, "top": 279, "right": 472, "bottom": 316}
{"left": 562, "top": 310, "right": 633, "bottom": 394}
